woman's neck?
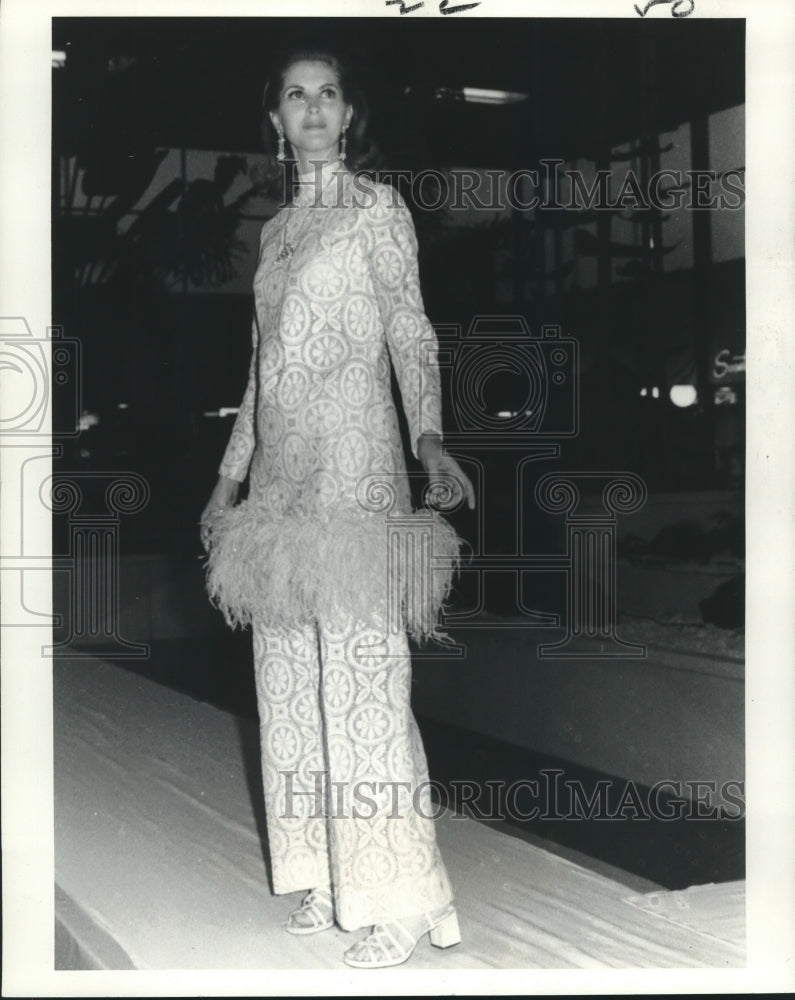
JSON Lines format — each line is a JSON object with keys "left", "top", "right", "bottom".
{"left": 295, "top": 151, "right": 343, "bottom": 180}
{"left": 292, "top": 156, "right": 348, "bottom": 207}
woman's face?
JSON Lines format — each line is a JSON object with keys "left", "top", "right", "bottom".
{"left": 270, "top": 59, "right": 353, "bottom": 164}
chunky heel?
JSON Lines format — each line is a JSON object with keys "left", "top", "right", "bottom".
{"left": 429, "top": 909, "right": 461, "bottom": 949}
{"left": 344, "top": 906, "right": 462, "bottom": 967}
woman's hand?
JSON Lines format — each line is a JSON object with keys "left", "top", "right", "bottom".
{"left": 200, "top": 475, "right": 240, "bottom": 549}
{"left": 417, "top": 434, "right": 475, "bottom": 511}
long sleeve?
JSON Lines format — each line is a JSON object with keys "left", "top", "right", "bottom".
{"left": 218, "top": 222, "right": 271, "bottom": 482}
{"left": 367, "top": 184, "right": 443, "bottom": 459}
{"left": 218, "top": 315, "right": 258, "bottom": 482}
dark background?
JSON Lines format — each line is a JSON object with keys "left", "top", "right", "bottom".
{"left": 52, "top": 16, "right": 745, "bottom": 553}
{"left": 50, "top": 17, "right": 746, "bottom": 889}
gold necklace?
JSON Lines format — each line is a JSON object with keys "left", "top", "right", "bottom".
{"left": 276, "top": 205, "right": 315, "bottom": 263}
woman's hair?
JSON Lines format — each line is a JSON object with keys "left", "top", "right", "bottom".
{"left": 261, "top": 45, "right": 379, "bottom": 173}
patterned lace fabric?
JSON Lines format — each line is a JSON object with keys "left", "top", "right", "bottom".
{"left": 253, "top": 615, "right": 454, "bottom": 930}
{"left": 219, "top": 171, "right": 443, "bottom": 495}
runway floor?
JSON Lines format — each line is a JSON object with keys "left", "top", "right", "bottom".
{"left": 53, "top": 655, "right": 745, "bottom": 971}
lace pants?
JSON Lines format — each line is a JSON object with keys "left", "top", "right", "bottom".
{"left": 252, "top": 615, "right": 454, "bottom": 930}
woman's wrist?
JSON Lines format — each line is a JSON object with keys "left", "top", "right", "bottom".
{"left": 214, "top": 476, "right": 240, "bottom": 502}
{"left": 417, "top": 432, "right": 444, "bottom": 464}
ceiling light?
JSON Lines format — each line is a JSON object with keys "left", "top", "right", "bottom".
{"left": 405, "top": 86, "right": 529, "bottom": 105}
{"left": 458, "top": 87, "right": 529, "bottom": 105}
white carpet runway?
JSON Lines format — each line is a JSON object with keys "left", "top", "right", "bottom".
{"left": 54, "top": 658, "right": 745, "bottom": 971}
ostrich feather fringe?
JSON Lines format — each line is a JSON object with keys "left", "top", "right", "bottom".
{"left": 203, "top": 501, "right": 463, "bottom": 643}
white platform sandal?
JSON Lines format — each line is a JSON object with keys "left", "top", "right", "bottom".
{"left": 343, "top": 905, "right": 461, "bottom": 968}
{"left": 285, "top": 888, "right": 334, "bottom": 935}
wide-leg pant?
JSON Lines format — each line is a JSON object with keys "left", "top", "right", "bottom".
{"left": 252, "top": 615, "right": 454, "bottom": 930}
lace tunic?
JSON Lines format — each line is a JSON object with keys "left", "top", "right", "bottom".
{"left": 206, "top": 168, "right": 460, "bottom": 639}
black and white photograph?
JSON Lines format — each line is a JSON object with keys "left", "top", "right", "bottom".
{"left": 1, "top": 0, "right": 793, "bottom": 995}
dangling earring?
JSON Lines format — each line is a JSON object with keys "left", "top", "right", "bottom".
{"left": 339, "top": 126, "right": 347, "bottom": 163}
{"left": 277, "top": 127, "right": 286, "bottom": 162}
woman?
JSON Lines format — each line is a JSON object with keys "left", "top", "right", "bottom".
{"left": 201, "top": 45, "right": 475, "bottom": 969}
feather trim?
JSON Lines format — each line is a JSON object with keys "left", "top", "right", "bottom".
{"left": 203, "top": 502, "right": 462, "bottom": 643}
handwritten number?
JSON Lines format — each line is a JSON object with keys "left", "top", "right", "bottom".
{"left": 385, "top": 0, "right": 481, "bottom": 13}
{"left": 634, "top": 0, "right": 694, "bottom": 16}
{"left": 439, "top": 0, "right": 482, "bottom": 11}
{"left": 385, "top": 0, "right": 425, "bottom": 13}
